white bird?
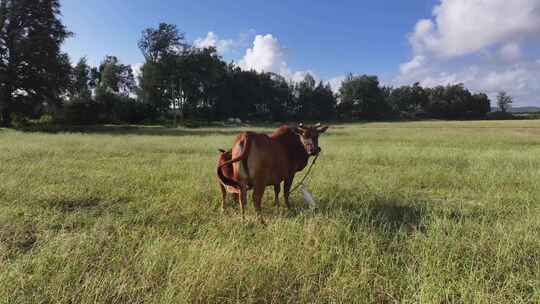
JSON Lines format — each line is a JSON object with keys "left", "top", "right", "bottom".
{"left": 299, "top": 184, "right": 316, "bottom": 208}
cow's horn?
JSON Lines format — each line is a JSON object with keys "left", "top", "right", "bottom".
{"left": 315, "top": 123, "right": 322, "bottom": 127}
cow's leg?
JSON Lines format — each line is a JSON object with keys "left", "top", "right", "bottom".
{"left": 239, "top": 184, "right": 248, "bottom": 221}
{"left": 284, "top": 176, "right": 294, "bottom": 210}
{"left": 219, "top": 183, "right": 227, "bottom": 212}
{"left": 252, "top": 184, "right": 266, "bottom": 224}
{"left": 274, "top": 184, "right": 281, "bottom": 207}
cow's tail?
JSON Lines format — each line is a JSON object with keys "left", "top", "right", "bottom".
{"left": 216, "top": 133, "right": 252, "bottom": 190}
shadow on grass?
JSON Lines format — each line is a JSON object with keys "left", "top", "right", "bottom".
{"left": 293, "top": 195, "right": 431, "bottom": 235}
{"left": 44, "top": 196, "right": 102, "bottom": 213}
{"left": 14, "top": 124, "right": 251, "bottom": 137}
{"left": 41, "top": 194, "right": 138, "bottom": 215}
{"left": 0, "top": 222, "right": 37, "bottom": 256}
{"left": 364, "top": 199, "right": 428, "bottom": 234}
{"left": 12, "top": 121, "right": 361, "bottom": 137}
{"left": 215, "top": 189, "right": 433, "bottom": 235}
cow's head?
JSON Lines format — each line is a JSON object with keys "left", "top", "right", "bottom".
{"left": 218, "top": 149, "right": 231, "bottom": 159}
{"left": 294, "top": 123, "right": 329, "bottom": 156}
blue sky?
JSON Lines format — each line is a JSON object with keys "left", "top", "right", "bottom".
{"left": 60, "top": 0, "right": 540, "bottom": 106}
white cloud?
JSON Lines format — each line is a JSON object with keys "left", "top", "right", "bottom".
{"left": 499, "top": 43, "right": 522, "bottom": 62}
{"left": 409, "top": 20, "right": 437, "bottom": 54}
{"left": 238, "top": 34, "right": 312, "bottom": 82}
{"left": 131, "top": 63, "right": 143, "bottom": 80}
{"left": 290, "top": 71, "right": 315, "bottom": 83}
{"left": 238, "top": 34, "right": 287, "bottom": 73}
{"left": 194, "top": 32, "right": 234, "bottom": 54}
{"left": 397, "top": 0, "right": 540, "bottom": 106}
{"left": 327, "top": 76, "right": 346, "bottom": 93}
{"left": 410, "top": 0, "right": 540, "bottom": 58}
{"left": 396, "top": 63, "right": 540, "bottom": 106}
{"left": 400, "top": 55, "right": 426, "bottom": 74}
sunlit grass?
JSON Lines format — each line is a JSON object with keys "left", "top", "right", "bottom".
{"left": 1, "top": 120, "right": 540, "bottom": 303}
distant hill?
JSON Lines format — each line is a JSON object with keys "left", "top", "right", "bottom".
{"left": 491, "top": 106, "right": 540, "bottom": 113}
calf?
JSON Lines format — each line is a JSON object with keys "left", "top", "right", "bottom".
{"left": 217, "top": 149, "right": 240, "bottom": 211}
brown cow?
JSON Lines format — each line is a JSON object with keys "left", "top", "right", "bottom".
{"left": 217, "top": 149, "right": 279, "bottom": 212}
{"left": 217, "top": 123, "right": 328, "bottom": 221}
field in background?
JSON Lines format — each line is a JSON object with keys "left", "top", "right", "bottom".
{"left": 1, "top": 121, "right": 540, "bottom": 303}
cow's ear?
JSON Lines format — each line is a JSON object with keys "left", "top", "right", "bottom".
{"left": 318, "top": 126, "right": 329, "bottom": 134}
{"left": 218, "top": 149, "right": 226, "bottom": 153}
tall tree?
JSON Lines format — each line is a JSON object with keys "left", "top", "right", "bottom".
{"left": 0, "top": 0, "right": 72, "bottom": 125}
{"left": 96, "top": 56, "right": 135, "bottom": 96}
{"left": 63, "top": 58, "right": 99, "bottom": 125}
{"left": 422, "top": 84, "right": 490, "bottom": 119}
{"left": 93, "top": 56, "right": 137, "bottom": 122}
{"left": 496, "top": 91, "right": 513, "bottom": 113}
{"left": 470, "top": 93, "right": 491, "bottom": 117}
{"left": 311, "top": 81, "right": 336, "bottom": 121}
{"left": 388, "top": 82, "right": 428, "bottom": 114}
{"left": 295, "top": 74, "right": 316, "bottom": 119}
{"left": 179, "top": 47, "right": 227, "bottom": 121}
{"left": 338, "top": 74, "right": 389, "bottom": 119}
{"left": 70, "top": 57, "right": 93, "bottom": 100}
{"left": 217, "top": 67, "right": 259, "bottom": 121}
{"left": 138, "top": 23, "right": 186, "bottom": 63}
{"left": 137, "top": 23, "right": 188, "bottom": 115}
{"left": 294, "top": 75, "right": 336, "bottom": 121}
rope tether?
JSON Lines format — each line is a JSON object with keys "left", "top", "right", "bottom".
{"left": 290, "top": 154, "right": 319, "bottom": 193}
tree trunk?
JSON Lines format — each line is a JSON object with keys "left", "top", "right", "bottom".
{"left": 0, "top": 86, "right": 12, "bottom": 127}
{"left": 180, "top": 99, "right": 185, "bottom": 126}
{"left": 1, "top": 106, "right": 11, "bottom": 127}
{"left": 173, "top": 99, "right": 178, "bottom": 128}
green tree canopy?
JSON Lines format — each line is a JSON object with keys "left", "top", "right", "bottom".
{"left": 138, "top": 23, "right": 187, "bottom": 63}
{"left": 70, "top": 57, "right": 93, "bottom": 101}
{"left": 96, "top": 56, "right": 135, "bottom": 96}
{"left": 294, "top": 74, "right": 336, "bottom": 121}
{"left": 0, "top": 0, "right": 72, "bottom": 125}
{"left": 338, "top": 74, "right": 389, "bottom": 119}
{"left": 137, "top": 23, "right": 188, "bottom": 115}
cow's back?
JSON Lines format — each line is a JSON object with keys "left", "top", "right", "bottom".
{"left": 232, "top": 132, "right": 291, "bottom": 186}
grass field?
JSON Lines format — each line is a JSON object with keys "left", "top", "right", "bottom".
{"left": 1, "top": 120, "right": 540, "bottom": 303}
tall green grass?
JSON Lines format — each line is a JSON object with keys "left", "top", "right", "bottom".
{"left": 1, "top": 121, "right": 539, "bottom": 303}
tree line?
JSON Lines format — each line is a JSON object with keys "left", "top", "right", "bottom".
{"left": 0, "top": 0, "right": 493, "bottom": 127}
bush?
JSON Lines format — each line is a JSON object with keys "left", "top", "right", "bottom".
{"left": 60, "top": 93, "right": 158, "bottom": 125}
{"left": 110, "top": 97, "right": 156, "bottom": 124}
{"left": 9, "top": 113, "right": 28, "bottom": 128}
{"left": 61, "top": 98, "right": 101, "bottom": 125}
{"left": 486, "top": 112, "right": 515, "bottom": 120}
{"left": 37, "top": 114, "right": 55, "bottom": 125}
{"left": 398, "top": 111, "right": 417, "bottom": 120}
